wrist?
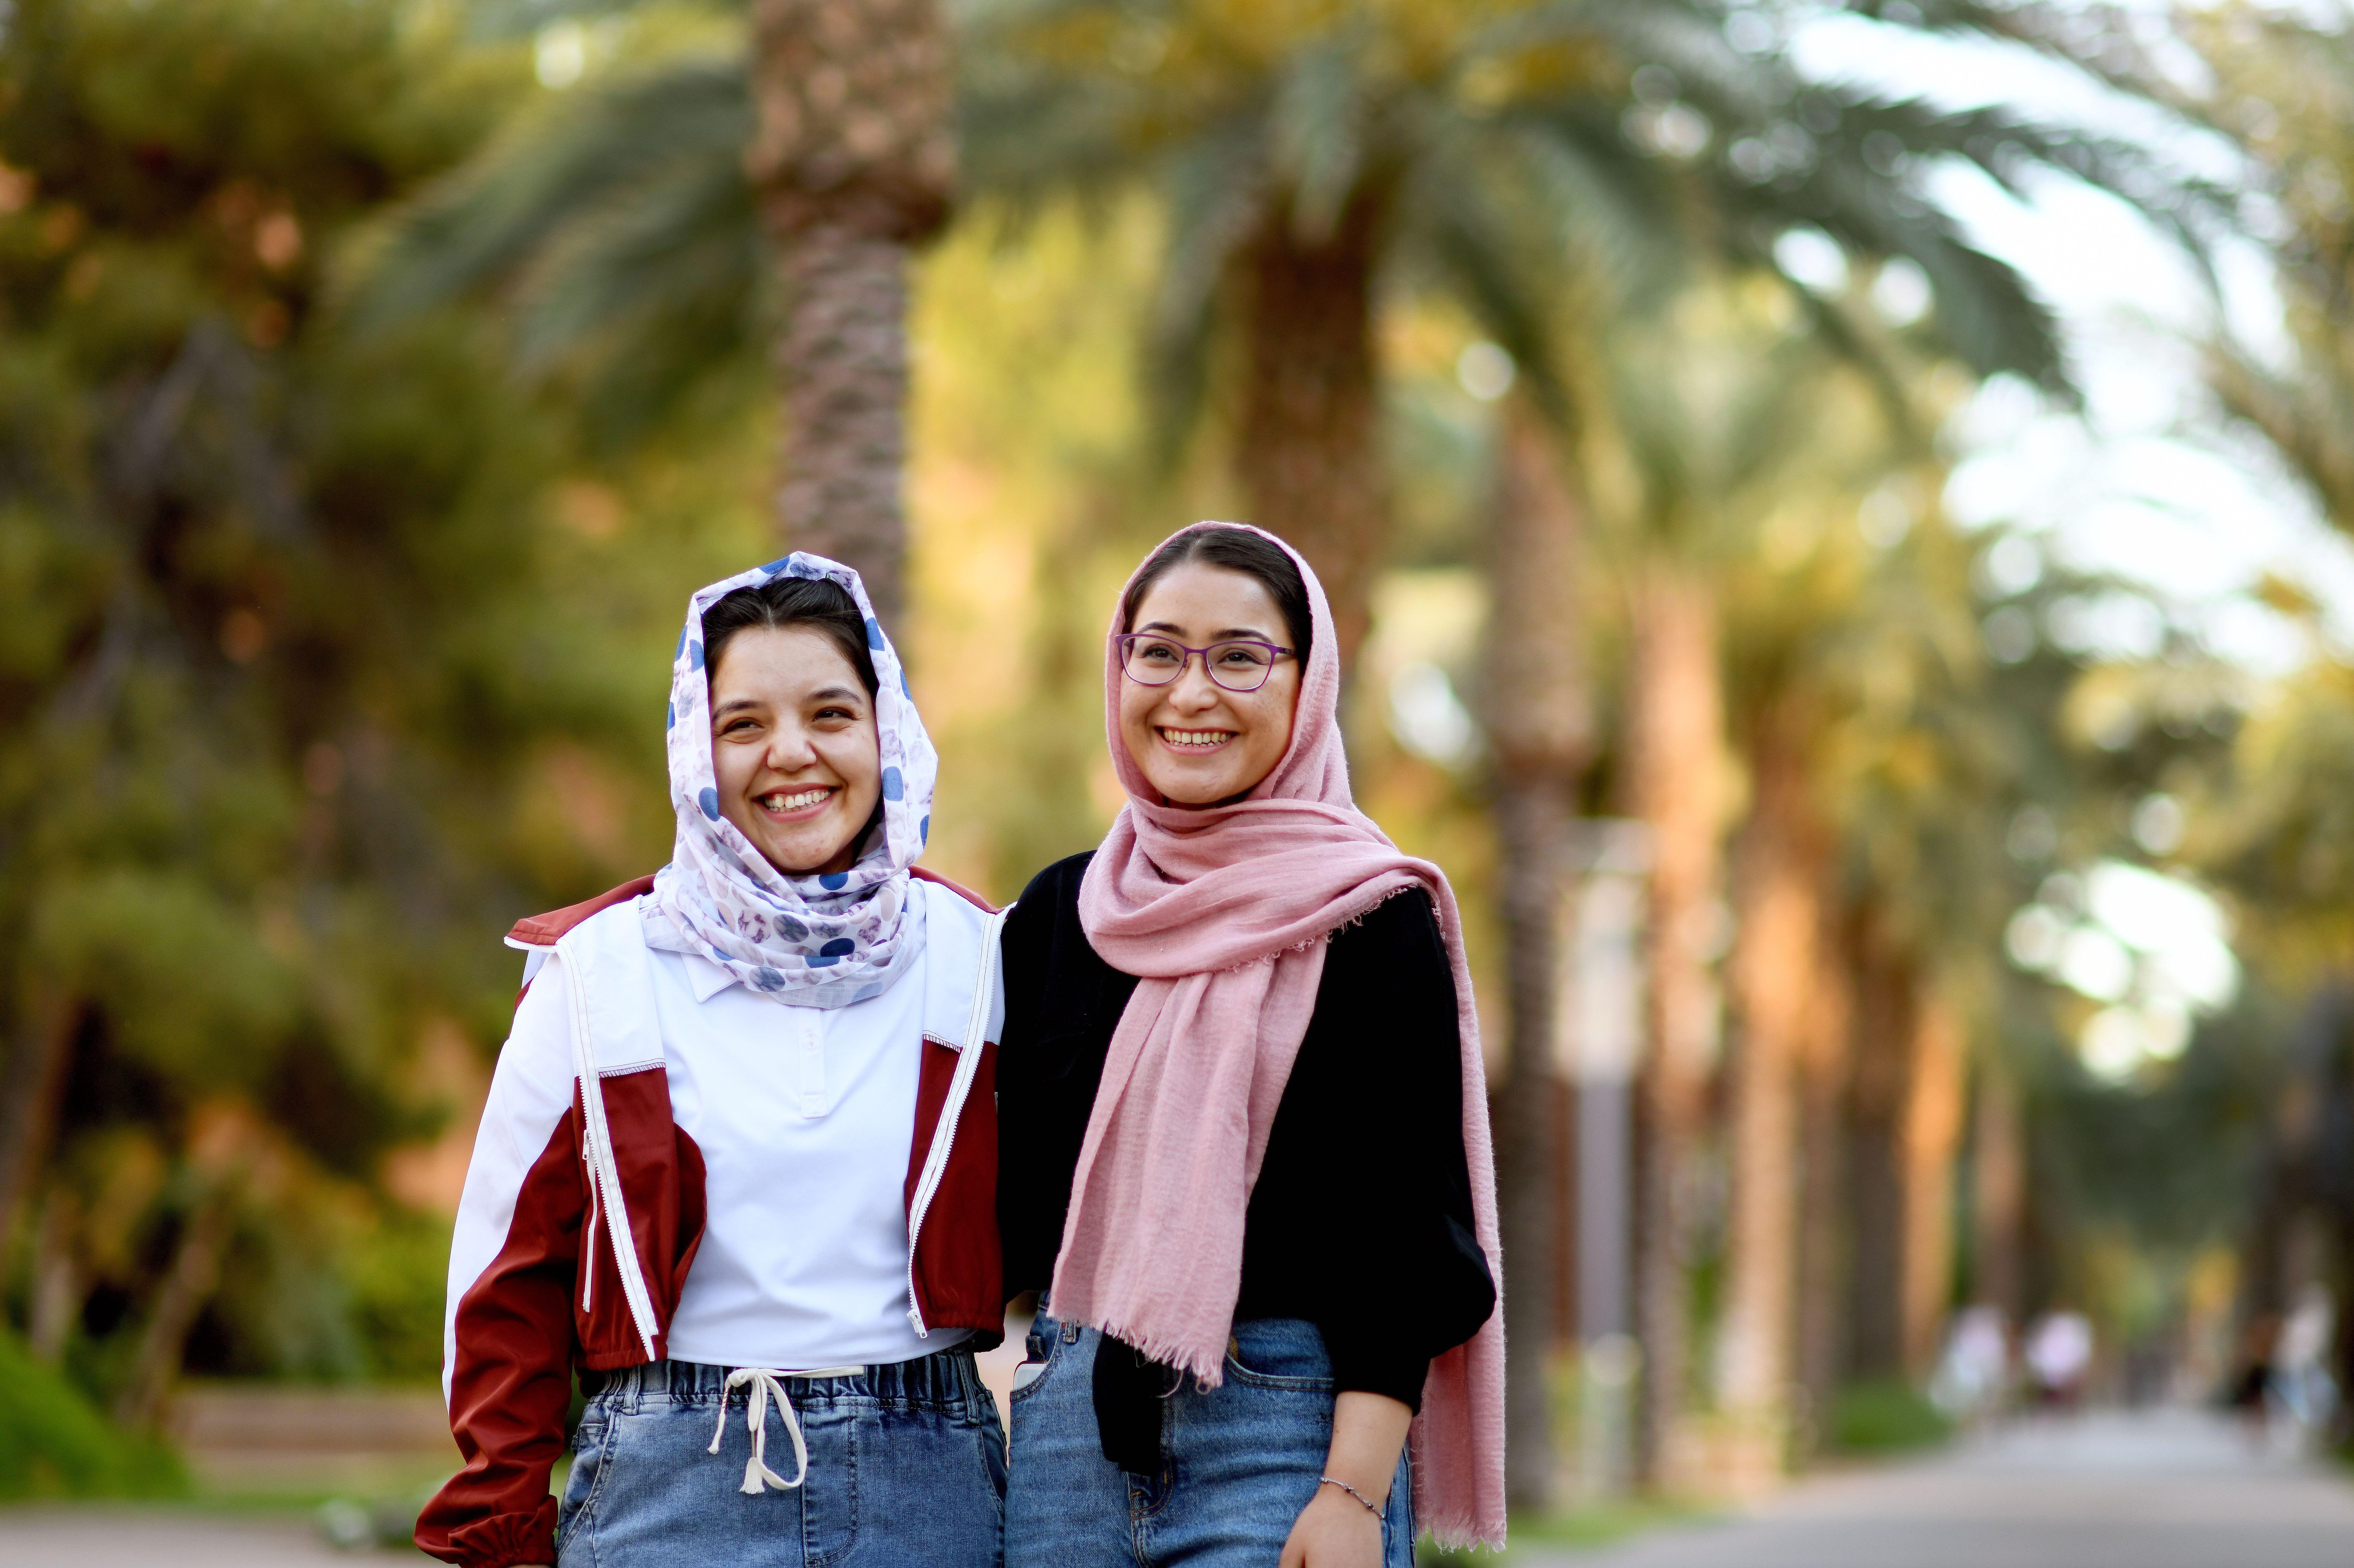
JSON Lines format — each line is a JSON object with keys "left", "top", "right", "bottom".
{"left": 1319, "top": 1471, "right": 1388, "bottom": 1512}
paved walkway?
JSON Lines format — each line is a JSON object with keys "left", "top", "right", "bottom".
{"left": 1, "top": 1407, "right": 2345, "bottom": 1565}
{"left": 1532, "top": 1408, "right": 2354, "bottom": 1567}
{"left": 0, "top": 1509, "right": 397, "bottom": 1565}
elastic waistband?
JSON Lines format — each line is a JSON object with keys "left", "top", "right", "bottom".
{"left": 597, "top": 1350, "right": 988, "bottom": 1415}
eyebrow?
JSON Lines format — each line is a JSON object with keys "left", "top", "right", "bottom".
{"left": 711, "top": 686, "right": 865, "bottom": 719}
{"left": 1138, "top": 619, "right": 1277, "bottom": 642}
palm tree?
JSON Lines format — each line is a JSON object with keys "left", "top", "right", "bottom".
{"left": 346, "top": 0, "right": 2222, "bottom": 1503}
{"left": 1597, "top": 296, "right": 1841, "bottom": 1483}
{"left": 348, "top": 0, "right": 953, "bottom": 623}
{"left": 961, "top": 0, "right": 2199, "bottom": 663}
{"left": 746, "top": 0, "right": 954, "bottom": 621}
{"left": 1478, "top": 393, "right": 1592, "bottom": 1506}
{"left": 353, "top": 1, "right": 2202, "bottom": 650}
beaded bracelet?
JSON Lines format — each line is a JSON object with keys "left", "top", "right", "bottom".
{"left": 1319, "top": 1475, "right": 1381, "bottom": 1515}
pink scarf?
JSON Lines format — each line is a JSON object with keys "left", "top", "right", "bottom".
{"left": 1051, "top": 523, "right": 1507, "bottom": 1550}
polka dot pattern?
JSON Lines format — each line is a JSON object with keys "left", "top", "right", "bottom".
{"left": 641, "top": 553, "right": 937, "bottom": 1007}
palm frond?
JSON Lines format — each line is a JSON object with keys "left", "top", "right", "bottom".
{"left": 1399, "top": 134, "right": 1574, "bottom": 426}
{"left": 1269, "top": 29, "right": 1369, "bottom": 244}
{"left": 511, "top": 144, "right": 764, "bottom": 438}
{"left": 1500, "top": 99, "right": 1687, "bottom": 313}
{"left": 1139, "top": 107, "right": 1272, "bottom": 463}
{"left": 339, "top": 52, "right": 750, "bottom": 335}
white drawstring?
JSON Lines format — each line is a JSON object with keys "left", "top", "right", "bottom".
{"left": 706, "top": 1367, "right": 862, "bottom": 1495}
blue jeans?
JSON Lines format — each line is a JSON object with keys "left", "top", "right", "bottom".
{"left": 558, "top": 1353, "right": 1006, "bottom": 1567}
{"left": 1005, "top": 1315, "right": 1413, "bottom": 1568}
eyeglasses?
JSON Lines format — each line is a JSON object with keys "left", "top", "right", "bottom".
{"left": 1114, "top": 633, "right": 1296, "bottom": 693}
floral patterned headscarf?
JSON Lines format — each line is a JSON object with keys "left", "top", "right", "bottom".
{"left": 641, "top": 554, "right": 936, "bottom": 1008}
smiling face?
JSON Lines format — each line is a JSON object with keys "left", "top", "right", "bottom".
{"left": 707, "top": 625, "right": 882, "bottom": 877}
{"left": 1117, "top": 561, "right": 1304, "bottom": 806}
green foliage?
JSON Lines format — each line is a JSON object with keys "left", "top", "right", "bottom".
{"left": 0, "top": 1332, "right": 185, "bottom": 1499}
{"left": 0, "top": 0, "right": 752, "bottom": 1412}
{"left": 1827, "top": 1377, "right": 1952, "bottom": 1455}
{"left": 343, "top": 1211, "right": 455, "bottom": 1384}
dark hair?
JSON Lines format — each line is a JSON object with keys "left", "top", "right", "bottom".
{"left": 701, "top": 576, "right": 880, "bottom": 695}
{"left": 1119, "top": 526, "right": 1313, "bottom": 662}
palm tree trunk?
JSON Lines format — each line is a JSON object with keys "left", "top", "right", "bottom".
{"left": 1901, "top": 997, "right": 1965, "bottom": 1377}
{"left": 1481, "top": 401, "right": 1590, "bottom": 1512}
{"left": 1843, "top": 919, "right": 1914, "bottom": 1383}
{"left": 1970, "top": 1066, "right": 2025, "bottom": 1326}
{"left": 0, "top": 995, "right": 79, "bottom": 1265}
{"left": 1627, "top": 564, "right": 1725, "bottom": 1488}
{"left": 114, "top": 1181, "right": 241, "bottom": 1431}
{"left": 1793, "top": 915, "right": 1854, "bottom": 1456}
{"left": 746, "top": 0, "right": 954, "bottom": 628}
{"left": 1233, "top": 187, "right": 1391, "bottom": 672}
{"left": 1719, "top": 699, "right": 1829, "bottom": 1469}
{"left": 28, "top": 1189, "right": 80, "bottom": 1364}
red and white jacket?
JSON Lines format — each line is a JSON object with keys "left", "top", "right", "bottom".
{"left": 415, "top": 868, "right": 1006, "bottom": 1568}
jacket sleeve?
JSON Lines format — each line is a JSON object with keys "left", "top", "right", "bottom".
{"left": 415, "top": 956, "right": 586, "bottom": 1568}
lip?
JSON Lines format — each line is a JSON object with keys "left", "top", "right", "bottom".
{"left": 755, "top": 786, "right": 839, "bottom": 823}
{"left": 1156, "top": 726, "right": 1237, "bottom": 755}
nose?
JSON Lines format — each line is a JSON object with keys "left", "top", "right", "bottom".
{"left": 1167, "top": 656, "right": 1224, "bottom": 710}
{"left": 765, "top": 718, "right": 820, "bottom": 772}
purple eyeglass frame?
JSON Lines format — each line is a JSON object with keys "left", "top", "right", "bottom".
{"left": 1113, "top": 632, "right": 1297, "bottom": 693}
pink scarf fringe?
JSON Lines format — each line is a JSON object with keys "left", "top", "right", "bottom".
{"left": 1049, "top": 523, "right": 1508, "bottom": 1550}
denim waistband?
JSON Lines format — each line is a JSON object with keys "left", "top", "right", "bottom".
{"left": 595, "top": 1348, "right": 988, "bottom": 1416}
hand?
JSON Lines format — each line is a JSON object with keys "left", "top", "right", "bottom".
{"left": 1278, "top": 1480, "right": 1384, "bottom": 1568}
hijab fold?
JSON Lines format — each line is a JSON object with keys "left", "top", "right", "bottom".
{"left": 1050, "top": 523, "right": 1507, "bottom": 1550}
{"left": 642, "top": 554, "right": 936, "bottom": 1009}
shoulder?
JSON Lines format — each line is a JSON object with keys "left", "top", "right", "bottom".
{"left": 911, "top": 864, "right": 998, "bottom": 914}
{"left": 913, "top": 872, "right": 996, "bottom": 942}
{"left": 1005, "top": 852, "right": 1095, "bottom": 942}
{"left": 506, "top": 873, "right": 658, "bottom": 950}
{"left": 1328, "top": 886, "right": 1443, "bottom": 964}
{"left": 1015, "top": 851, "right": 1095, "bottom": 913}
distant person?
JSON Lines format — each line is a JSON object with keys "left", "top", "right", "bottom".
{"left": 1932, "top": 1304, "right": 2012, "bottom": 1424}
{"left": 993, "top": 524, "right": 1505, "bottom": 1568}
{"left": 415, "top": 558, "right": 1008, "bottom": 1568}
{"left": 2025, "top": 1310, "right": 2095, "bottom": 1410}
{"left": 2229, "top": 1310, "right": 2281, "bottom": 1438}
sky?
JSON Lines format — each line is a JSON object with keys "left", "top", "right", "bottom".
{"left": 1785, "top": 3, "right": 2328, "bottom": 1074}
{"left": 1793, "top": 2, "right": 2354, "bottom": 674}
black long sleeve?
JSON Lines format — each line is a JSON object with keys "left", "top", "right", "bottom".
{"left": 997, "top": 852, "right": 1496, "bottom": 1411}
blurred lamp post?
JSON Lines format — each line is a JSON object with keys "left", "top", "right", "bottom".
{"left": 1563, "top": 819, "right": 1650, "bottom": 1499}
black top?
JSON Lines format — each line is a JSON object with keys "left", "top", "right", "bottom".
{"left": 997, "top": 851, "right": 1497, "bottom": 1419}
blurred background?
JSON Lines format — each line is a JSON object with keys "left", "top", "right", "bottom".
{"left": 5, "top": 0, "right": 2354, "bottom": 1553}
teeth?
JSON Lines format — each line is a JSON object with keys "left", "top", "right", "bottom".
{"left": 762, "top": 788, "right": 832, "bottom": 811}
{"left": 1160, "top": 729, "right": 1232, "bottom": 749}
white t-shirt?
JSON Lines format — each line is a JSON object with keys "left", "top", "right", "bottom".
{"left": 504, "top": 902, "right": 965, "bottom": 1371}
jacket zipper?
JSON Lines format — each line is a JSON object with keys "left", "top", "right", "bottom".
{"left": 903, "top": 905, "right": 1010, "bottom": 1337}
{"left": 556, "top": 934, "right": 662, "bottom": 1362}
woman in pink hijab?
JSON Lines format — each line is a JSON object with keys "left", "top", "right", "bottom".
{"left": 996, "top": 524, "right": 1506, "bottom": 1567}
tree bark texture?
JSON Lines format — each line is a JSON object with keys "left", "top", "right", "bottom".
{"left": 1234, "top": 187, "right": 1392, "bottom": 673}
{"left": 1842, "top": 920, "right": 1914, "bottom": 1383}
{"left": 748, "top": 0, "right": 954, "bottom": 629}
{"left": 0, "top": 996, "right": 79, "bottom": 1266}
{"left": 1480, "top": 402, "right": 1590, "bottom": 1512}
{"left": 1627, "top": 566, "right": 1726, "bottom": 1487}
{"left": 1901, "top": 996, "right": 1966, "bottom": 1377}
{"left": 1718, "top": 701, "right": 1831, "bottom": 1454}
